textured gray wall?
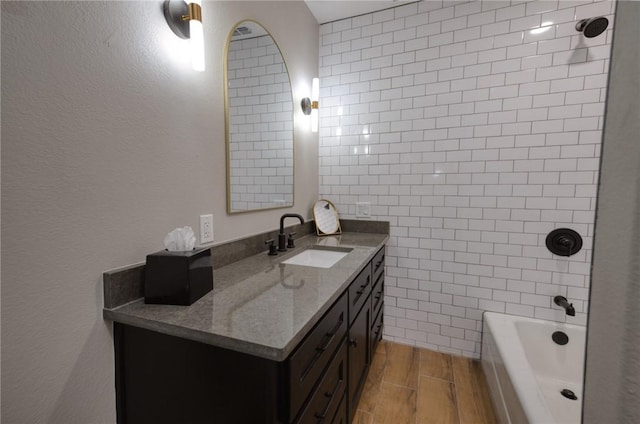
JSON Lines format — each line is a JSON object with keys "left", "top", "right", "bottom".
{"left": 1, "top": 2, "right": 318, "bottom": 422}
{"left": 584, "top": 1, "right": 640, "bottom": 422}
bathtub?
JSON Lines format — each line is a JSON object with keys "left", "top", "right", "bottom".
{"left": 481, "top": 312, "right": 586, "bottom": 424}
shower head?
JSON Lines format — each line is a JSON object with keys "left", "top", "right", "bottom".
{"left": 576, "top": 16, "right": 609, "bottom": 38}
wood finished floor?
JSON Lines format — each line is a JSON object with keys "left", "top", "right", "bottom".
{"left": 353, "top": 340, "right": 497, "bottom": 424}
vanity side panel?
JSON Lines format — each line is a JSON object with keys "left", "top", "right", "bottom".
{"left": 114, "top": 323, "right": 280, "bottom": 424}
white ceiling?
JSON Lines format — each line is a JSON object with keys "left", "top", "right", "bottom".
{"left": 304, "top": 0, "right": 419, "bottom": 24}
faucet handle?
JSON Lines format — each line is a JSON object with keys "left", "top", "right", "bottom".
{"left": 287, "top": 232, "right": 297, "bottom": 249}
{"left": 265, "top": 239, "right": 278, "bottom": 256}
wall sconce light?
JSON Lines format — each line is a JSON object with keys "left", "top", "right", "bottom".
{"left": 301, "top": 78, "right": 319, "bottom": 132}
{"left": 163, "top": 0, "right": 205, "bottom": 71}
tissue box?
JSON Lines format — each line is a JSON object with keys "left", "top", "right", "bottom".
{"left": 144, "top": 247, "right": 213, "bottom": 306}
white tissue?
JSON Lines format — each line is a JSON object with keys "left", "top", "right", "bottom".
{"left": 163, "top": 226, "right": 196, "bottom": 251}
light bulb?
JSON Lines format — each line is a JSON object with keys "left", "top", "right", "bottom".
{"left": 188, "top": 0, "right": 204, "bottom": 71}
{"left": 311, "top": 78, "right": 319, "bottom": 132}
{"left": 311, "top": 78, "right": 319, "bottom": 102}
{"left": 189, "top": 18, "right": 204, "bottom": 71}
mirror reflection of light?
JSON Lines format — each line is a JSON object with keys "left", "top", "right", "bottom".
{"left": 296, "top": 81, "right": 311, "bottom": 109}
{"left": 337, "top": 107, "right": 343, "bottom": 116}
{"left": 364, "top": 146, "right": 369, "bottom": 154}
{"left": 530, "top": 21, "right": 554, "bottom": 35}
{"left": 362, "top": 127, "right": 369, "bottom": 135}
{"left": 336, "top": 127, "right": 342, "bottom": 136}
{"left": 353, "top": 147, "right": 358, "bottom": 154}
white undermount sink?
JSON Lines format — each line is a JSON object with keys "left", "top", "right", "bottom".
{"left": 282, "top": 247, "right": 352, "bottom": 268}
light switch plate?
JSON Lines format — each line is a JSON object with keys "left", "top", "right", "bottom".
{"left": 356, "top": 202, "right": 371, "bottom": 219}
{"left": 200, "top": 214, "right": 214, "bottom": 243}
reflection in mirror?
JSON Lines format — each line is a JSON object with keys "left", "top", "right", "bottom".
{"left": 225, "top": 21, "right": 294, "bottom": 213}
{"left": 313, "top": 200, "right": 342, "bottom": 236}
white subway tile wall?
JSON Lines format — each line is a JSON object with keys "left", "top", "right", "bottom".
{"left": 319, "top": 0, "right": 614, "bottom": 357}
{"left": 228, "top": 35, "right": 293, "bottom": 211}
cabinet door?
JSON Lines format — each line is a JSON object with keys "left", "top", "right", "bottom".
{"left": 348, "top": 301, "right": 370, "bottom": 422}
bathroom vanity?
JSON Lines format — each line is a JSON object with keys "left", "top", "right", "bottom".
{"left": 104, "top": 226, "right": 387, "bottom": 424}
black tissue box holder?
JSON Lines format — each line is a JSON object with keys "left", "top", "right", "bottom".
{"left": 144, "top": 247, "right": 213, "bottom": 306}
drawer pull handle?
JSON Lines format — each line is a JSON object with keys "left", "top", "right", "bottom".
{"left": 302, "top": 314, "right": 344, "bottom": 381}
{"left": 374, "top": 293, "right": 382, "bottom": 300}
{"left": 349, "top": 338, "right": 358, "bottom": 347}
{"left": 354, "top": 277, "right": 370, "bottom": 297}
{"left": 314, "top": 378, "right": 344, "bottom": 421}
{"left": 316, "top": 316, "right": 344, "bottom": 353}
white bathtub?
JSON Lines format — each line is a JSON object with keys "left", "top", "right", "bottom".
{"left": 481, "top": 312, "right": 586, "bottom": 424}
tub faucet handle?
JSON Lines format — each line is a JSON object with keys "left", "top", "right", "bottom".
{"left": 554, "top": 295, "right": 576, "bottom": 316}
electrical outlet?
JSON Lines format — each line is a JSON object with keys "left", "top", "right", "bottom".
{"left": 355, "top": 202, "right": 371, "bottom": 219}
{"left": 200, "top": 214, "right": 214, "bottom": 243}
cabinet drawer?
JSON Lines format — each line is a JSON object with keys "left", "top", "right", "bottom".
{"left": 296, "top": 341, "right": 347, "bottom": 424}
{"left": 371, "top": 306, "right": 383, "bottom": 355}
{"left": 348, "top": 267, "right": 371, "bottom": 325}
{"left": 289, "top": 292, "right": 348, "bottom": 420}
{"left": 371, "top": 272, "right": 384, "bottom": 320}
{"left": 371, "top": 247, "right": 385, "bottom": 285}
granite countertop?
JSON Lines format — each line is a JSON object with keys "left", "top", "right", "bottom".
{"left": 103, "top": 232, "right": 388, "bottom": 362}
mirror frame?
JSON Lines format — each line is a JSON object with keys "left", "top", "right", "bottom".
{"left": 224, "top": 19, "right": 296, "bottom": 214}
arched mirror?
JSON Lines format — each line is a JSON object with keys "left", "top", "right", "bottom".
{"left": 225, "top": 21, "right": 294, "bottom": 213}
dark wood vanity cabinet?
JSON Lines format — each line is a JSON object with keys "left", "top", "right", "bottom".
{"left": 113, "top": 246, "right": 385, "bottom": 424}
{"left": 291, "top": 245, "right": 384, "bottom": 423}
{"left": 347, "top": 246, "right": 385, "bottom": 422}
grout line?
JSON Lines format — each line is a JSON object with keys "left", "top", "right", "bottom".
{"left": 378, "top": 380, "right": 418, "bottom": 391}
{"left": 420, "top": 374, "right": 456, "bottom": 385}
{"left": 368, "top": 341, "right": 388, "bottom": 421}
{"left": 415, "top": 373, "right": 421, "bottom": 424}
{"left": 452, "top": 356, "right": 464, "bottom": 419}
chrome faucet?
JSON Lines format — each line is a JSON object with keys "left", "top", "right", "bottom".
{"left": 554, "top": 295, "right": 576, "bottom": 316}
{"left": 279, "top": 214, "right": 304, "bottom": 252}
